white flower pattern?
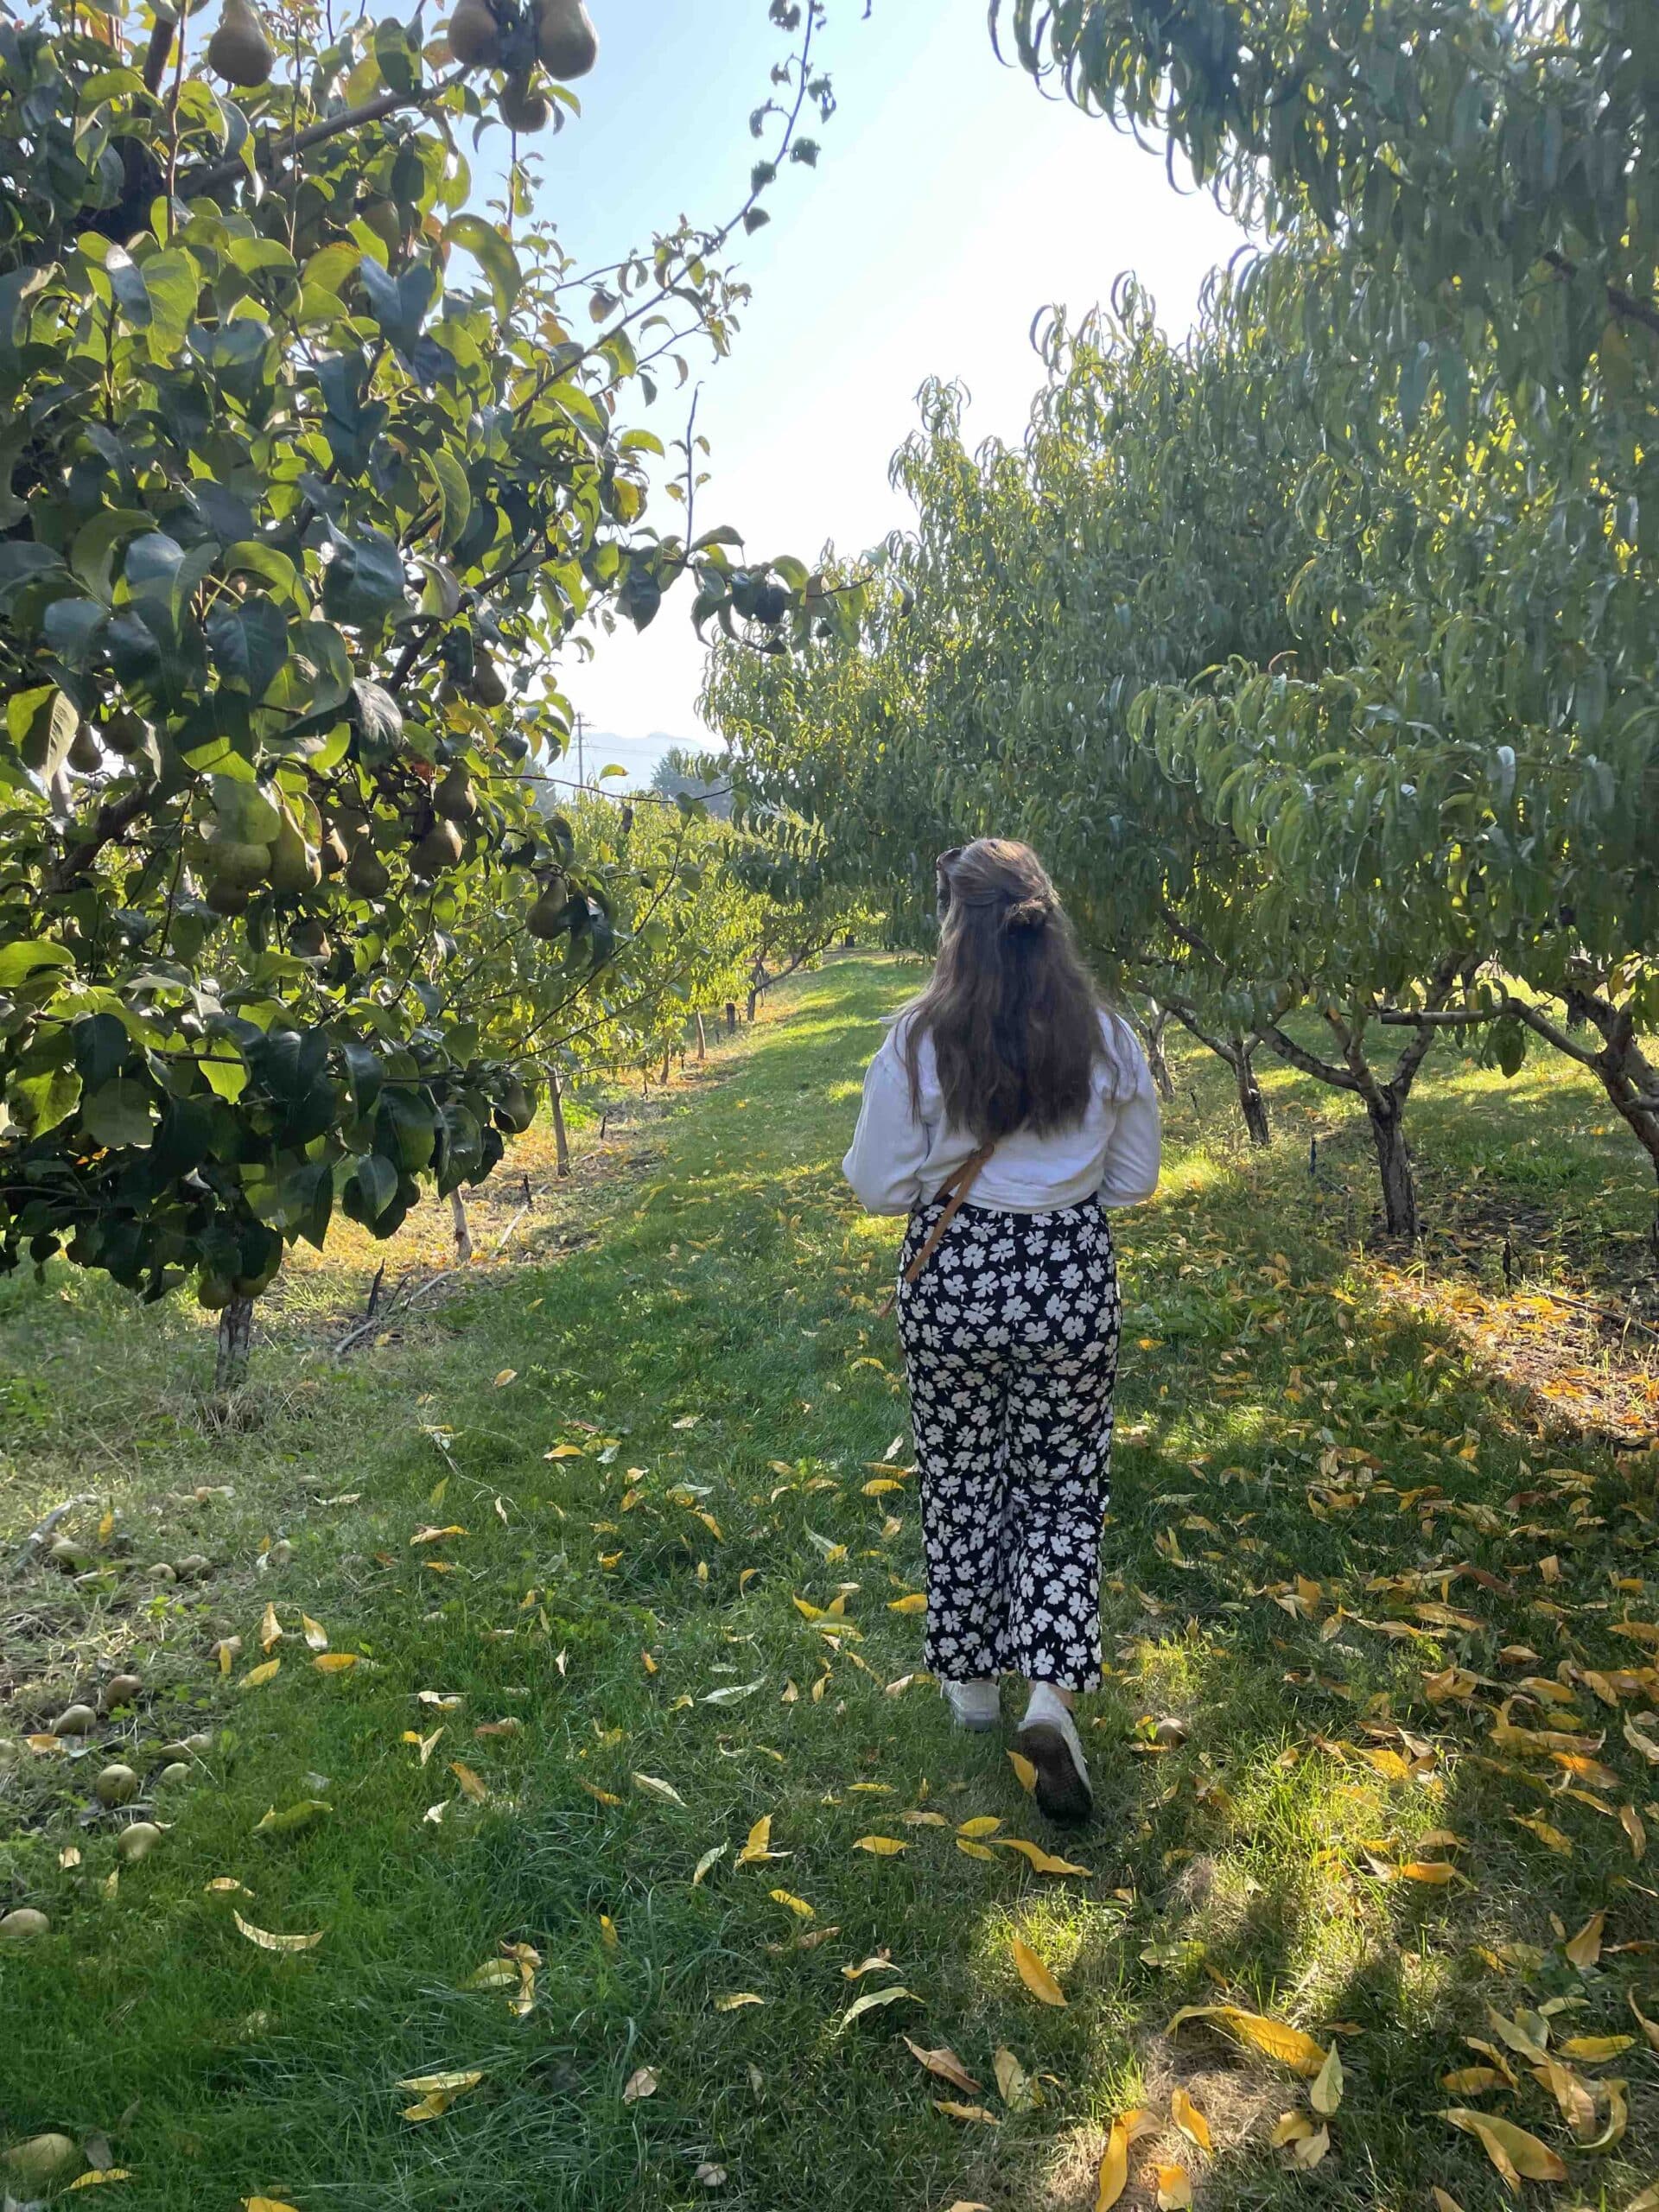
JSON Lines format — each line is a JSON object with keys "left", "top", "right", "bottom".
{"left": 896, "top": 1195, "right": 1121, "bottom": 1691}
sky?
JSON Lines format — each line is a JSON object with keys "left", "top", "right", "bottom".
{"left": 534, "top": 1, "right": 1246, "bottom": 771}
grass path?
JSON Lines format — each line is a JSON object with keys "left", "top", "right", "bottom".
{"left": 3, "top": 957, "right": 1657, "bottom": 2212}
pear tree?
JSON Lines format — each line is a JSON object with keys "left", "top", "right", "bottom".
{"left": 0, "top": 0, "right": 840, "bottom": 1385}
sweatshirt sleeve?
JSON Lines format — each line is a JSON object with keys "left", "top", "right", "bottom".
{"left": 1096, "top": 1018, "right": 1162, "bottom": 1209}
{"left": 842, "top": 1033, "right": 931, "bottom": 1215}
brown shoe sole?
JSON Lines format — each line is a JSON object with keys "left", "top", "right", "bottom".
{"left": 1014, "top": 1719, "right": 1093, "bottom": 1826}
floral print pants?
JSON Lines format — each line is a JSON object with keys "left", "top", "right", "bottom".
{"left": 896, "top": 1196, "right": 1121, "bottom": 1691}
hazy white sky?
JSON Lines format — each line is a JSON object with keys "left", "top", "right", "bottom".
{"left": 536, "top": 1, "right": 1245, "bottom": 753}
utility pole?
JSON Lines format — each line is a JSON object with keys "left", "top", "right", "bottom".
{"left": 572, "top": 710, "right": 587, "bottom": 791}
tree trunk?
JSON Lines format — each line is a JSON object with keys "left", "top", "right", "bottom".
{"left": 1232, "top": 1037, "right": 1270, "bottom": 1146}
{"left": 215, "top": 1294, "right": 254, "bottom": 1393}
{"left": 1366, "top": 1099, "right": 1418, "bottom": 1239}
{"left": 724, "top": 1000, "right": 737, "bottom": 1035}
{"left": 1139, "top": 1002, "right": 1176, "bottom": 1103}
{"left": 449, "top": 1188, "right": 473, "bottom": 1264}
{"left": 747, "top": 985, "right": 759, "bottom": 1022}
{"left": 550, "top": 1070, "right": 570, "bottom": 1178}
{"left": 660, "top": 1046, "right": 671, "bottom": 1085}
{"left": 695, "top": 1011, "right": 706, "bottom": 1062}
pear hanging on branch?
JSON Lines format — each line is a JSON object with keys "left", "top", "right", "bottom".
{"left": 534, "top": 0, "right": 597, "bottom": 79}
{"left": 445, "top": 0, "right": 504, "bottom": 68}
{"left": 207, "top": 0, "right": 276, "bottom": 87}
{"left": 499, "top": 67, "right": 550, "bottom": 130}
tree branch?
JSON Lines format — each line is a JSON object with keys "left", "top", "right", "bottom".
{"left": 1251, "top": 1020, "right": 1358, "bottom": 1092}
{"left": 188, "top": 68, "right": 469, "bottom": 197}
{"left": 1497, "top": 991, "right": 1601, "bottom": 1071}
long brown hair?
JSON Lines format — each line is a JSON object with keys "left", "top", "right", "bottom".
{"left": 901, "top": 839, "right": 1119, "bottom": 1141}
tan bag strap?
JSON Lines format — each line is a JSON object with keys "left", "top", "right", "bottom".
{"left": 879, "top": 1142, "right": 994, "bottom": 1317}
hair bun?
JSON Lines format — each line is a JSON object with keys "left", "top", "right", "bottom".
{"left": 1001, "top": 896, "right": 1051, "bottom": 937}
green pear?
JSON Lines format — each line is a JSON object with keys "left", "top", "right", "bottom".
{"left": 207, "top": 0, "right": 275, "bottom": 85}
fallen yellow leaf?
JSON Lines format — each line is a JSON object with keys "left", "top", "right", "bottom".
{"left": 1095, "top": 2116, "right": 1130, "bottom": 2211}
{"left": 903, "top": 2037, "right": 982, "bottom": 2094}
{"left": 313, "top": 1653, "right": 358, "bottom": 1674}
{"left": 769, "top": 1889, "right": 815, "bottom": 1918}
{"left": 621, "top": 2067, "right": 657, "bottom": 2103}
{"left": 1008, "top": 1751, "right": 1038, "bottom": 1793}
{"left": 1166, "top": 2004, "right": 1325, "bottom": 2076}
{"left": 301, "top": 1615, "right": 327, "bottom": 1651}
{"left": 1011, "top": 1936, "right": 1066, "bottom": 2007}
{"left": 933, "top": 2100, "right": 1001, "bottom": 2125}
{"left": 1155, "top": 2165, "right": 1192, "bottom": 2209}
{"left": 853, "top": 1835, "right": 907, "bottom": 1856}
{"left": 1440, "top": 2107, "right": 1567, "bottom": 2186}
{"left": 449, "top": 1761, "right": 487, "bottom": 1803}
{"left": 1564, "top": 1909, "right": 1605, "bottom": 1969}
{"left": 631, "top": 1772, "right": 686, "bottom": 1809}
{"left": 1311, "top": 2042, "right": 1344, "bottom": 2115}
{"left": 258, "top": 1603, "right": 283, "bottom": 1651}
{"left": 238, "top": 1659, "right": 281, "bottom": 1690}
{"left": 715, "top": 1993, "right": 766, "bottom": 2012}
{"left": 1171, "top": 2087, "right": 1211, "bottom": 2151}
{"left": 957, "top": 1815, "right": 1002, "bottom": 1839}
{"left": 993, "top": 2046, "right": 1039, "bottom": 2112}
{"left": 839, "top": 1985, "right": 917, "bottom": 2028}
{"left": 998, "top": 1837, "right": 1094, "bottom": 1877}
{"left": 887, "top": 1593, "right": 927, "bottom": 1614}
{"left": 232, "top": 1911, "right": 322, "bottom": 1954}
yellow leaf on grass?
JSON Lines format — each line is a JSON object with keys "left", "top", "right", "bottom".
{"left": 1288, "top": 2125, "right": 1330, "bottom": 2170}
{"left": 1165, "top": 2005, "right": 1325, "bottom": 2077}
{"left": 862, "top": 1478, "right": 905, "bottom": 1497}
{"left": 410, "top": 1525, "right": 467, "bottom": 1547}
{"left": 1171, "top": 2088, "right": 1211, "bottom": 2151}
{"left": 842, "top": 1954, "right": 898, "bottom": 1980}
{"left": 993, "top": 2046, "right": 1039, "bottom": 2112}
{"left": 259, "top": 1603, "right": 283, "bottom": 1651}
{"left": 1511, "top": 1813, "right": 1573, "bottom": 1854}
{"left": 1011, "top": 1937, "right": 1066, "bottom": 2007}
{"left": 1429, "top": 2190, "right": 1466, "bottom": 2212}
{"left": 1395, "top": 1859, "right": 1459, "bottom": 1885}
{"left": 738, "top": 1815, "right": 783, "bottom": 1865}
{"left": 632, "top": 1772, "right": 686, "bottom": 1809}
{"left": 302, "top": 1615, "right": 328, "bottom": 1651}
{"left": 1565, "top": 1910, "right": 1605, "bottom": 1968}
{"left": 232, "top": 1911, "right": 322, "bottom": 1954}
{"left": 241, "top": 2201, "right": 301, "bottom": 2210}
{"left": 621, "top": 2067, "right": 657, "bottom": 2104}
{"left": 1630, "top": 1991, "right": 1659, "bottom": 2051}
{"left": 1560, "top": 2034, "right": 1633, "bottom": 2062}
{"left": 1155, "top": 2166, "right": 1192, "bottom": 2209}
{"left": 715, "top": 1993, "right": 766, "bottom": 2012}
{"left": 957, "top": 1839, "right": 999, "bottom": 1862}
{"left": 902, "top": 1809, "right": 949, "bottom": 1827}
{"left": 313, "top": 1653, "right": 358, "bottom": 1674}
{"left": 239, "top": 1659, "right": 281, "bottom": 1690}
{"left": 839, "top": 1985, "right": 917, "bottom": 2028}
{"left": 933, "top": 2101, "right": 1001, "bottom": 2125}
{"left": 1440, "top": 2108, "right": 1567, "bottom": 2187}
{"left": 1095, "top": 2117, "right": 1131, "bottom": 2211}
{"left": 957, "top": 1815, "right": 1002, "bottom": 1839}
{"left": 207, "top": 1877, "right": 255, "bottom": 1897}
{"left": 581, "top": 1781, "right": 620, "bottom": 1807}
{"left": 599, "top": 1915, "right": 617, "bottom": 1949}
{"left": 493, "top": 1370, "right": 517, "bottom": 1388}
{"left": 1311, "top": 2042, "right": 1344, "bottom": 2115}
{"left": 854, "top": 1835, "right": 907, "bottom": 1856}
{"left": 449, "top": 1762, "right": 487, "bottom": 1803}
{"left": 67, "top": 2174, "right": 132, "bottom": 2190}
{"left": 1269, "top": 2113, "right": 1314, "bottom": 2148}
{"left": 888, "top": 1592, "right": 928, "bottom": 1614}
{"left": 691, "top": 1845, "right": 728, "bottom": 1886}
{"left": 998, "top": 1838, "right": 1094, "bottom": 1877}
{"left": 1008, "top": 1751, "right": 1038, "bottom": 1793}
{"left": 770, "top": 1889, "right": 815, "bottom": 1918}
{"left": 903, "top": 2037, "right": 981, "bottom": 2094}
{"left": 1442, "top": 2066, "right": 1508, "bottom": 2094}
{"left": 543, "top": 1443, "right": 584, "bottom": 1459}
{"left": 1619, "top": 1804, "right": 1647, "bottom": 1859}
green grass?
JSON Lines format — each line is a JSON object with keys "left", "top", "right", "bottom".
{"left": 3, "top": 955, "right": 1656, "bottom": 2212}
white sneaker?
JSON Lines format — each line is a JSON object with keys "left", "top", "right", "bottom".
{"left": 1015, "top": 1683, "right": 1093, "bottom": 1824}
{"left": 942, "top": 1679, "right": 1001, "bottom": 1732}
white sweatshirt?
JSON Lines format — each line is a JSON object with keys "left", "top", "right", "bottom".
{"left": 842, "top": 1009, "right": 1162, "bottom": 1217}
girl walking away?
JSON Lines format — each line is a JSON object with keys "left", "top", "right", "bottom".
{"left": 842, "top": 841, "right": 1160, "bottom": 1823}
